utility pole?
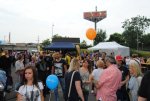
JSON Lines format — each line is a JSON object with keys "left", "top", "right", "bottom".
{"left": 38, "top": 35, "right": 39, "bottom": 44}
{"left": 137, "top": 32, "right": 139, "bottom": 51}
{"left": 9, "top": 32, "right": 11, "bottom": 43}
{"left": 52, "top": 24, "right": 54, "bottom": 39}
{"left": 37, "top": 35, "right": 40, "bottom": 52}
{"left": 94, "top": 6, "right": 97, "bottom": 31}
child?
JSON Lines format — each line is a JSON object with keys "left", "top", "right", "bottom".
{"left": 17, "top": 66, "right": 44, "bottom": 101}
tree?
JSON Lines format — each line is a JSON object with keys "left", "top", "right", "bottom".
{"left": 53, "top": 34, "right": 63, "bottom": 38}
{"left": 41, "top": 39, "right": 51, "bottom": 47}
{"left": 108, "top": 33, "right": 125, "bottom": 45}
{"left": 141, "top": 33, "right": 150, "bottom": 50}
{"left": 122, "top": 15, "right": 150, "bottom": 49}
{"left": 80, "top": 40, "right": 87, "bottom": 49}
{"left": 122, "top": 30, "right": 137, "bottom": 48}
{"left": 94, "top": 29, "right": 106, "bottom": 45}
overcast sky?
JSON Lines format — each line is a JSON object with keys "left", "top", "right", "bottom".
{"left": 0, "top": 0, "right": 150, "bottom": 45}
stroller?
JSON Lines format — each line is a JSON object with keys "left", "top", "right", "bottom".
{"left": 0, "top": 69, "right": 7, "bottom": 101}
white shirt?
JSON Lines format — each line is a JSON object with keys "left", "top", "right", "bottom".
{"left": 15, "top": 60, "right": 24, "bottom": 71}
{"left": 92, "top": 68, "right": 103, "bottom": 81}
{"left": 18, "top": 82, "right": 43, "bottom": 101}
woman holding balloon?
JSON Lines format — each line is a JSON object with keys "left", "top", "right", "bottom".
{"left": 17, "top": 66, "right": 44, "bottom": 101}
{"left": 65, "top": 58, "right": 84, "bottom": 101}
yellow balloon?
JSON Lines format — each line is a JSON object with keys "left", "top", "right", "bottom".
{"left": 86, "top": 28, "right": 96, "bottom": 40}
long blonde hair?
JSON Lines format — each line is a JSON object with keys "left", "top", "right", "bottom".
{"left": 68, "top": 58, "right": 80, "bottom": 72}
{"left": 129, "top": 59, "right": 142, "bottom": 77}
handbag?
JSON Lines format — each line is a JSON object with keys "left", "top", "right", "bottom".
{"left": 67, "top": 71, "right": 76, "bottom": 101}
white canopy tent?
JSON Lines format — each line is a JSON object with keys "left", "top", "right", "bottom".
{"left": 88, "top": 41, "right": 130, "bottom": 57}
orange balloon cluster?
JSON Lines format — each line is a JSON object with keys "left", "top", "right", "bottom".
{"left": 86, "top": 28, "right": 96, "bottom": 40}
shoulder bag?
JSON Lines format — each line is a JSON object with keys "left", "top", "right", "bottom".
{"left": 67, "top": 71, "right": 76, "bottom": 101}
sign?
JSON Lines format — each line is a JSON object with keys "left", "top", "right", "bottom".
{"left": 84, "top": 11, "right": 107, "bottom": 22}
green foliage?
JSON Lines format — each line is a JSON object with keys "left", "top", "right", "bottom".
{"left": 80, "top": 40, "right": 87, "bottom": 49}
{"left": 80, "top": 40, "right": 92, "bottom": 49}
{"left": 122, "top": 16, "right": 150, "bottom": 33}
{"left": 108, "top": 33, "right": 125, "bottom": 45}
{"left": 53, "top": 34, "right": 63, "bottom": 38}
{"left": 141, "top": 33, "right": 150, "bottom": 50}
{"left": 122, "top": 15, "right": 150, "bottom": 49}
{"left": 94, "top": 29, "right": 106, "bottom": 45}
{"left": 41, "top": 39, "right": 51, "bottom": 47}
{"left": 131, "top": 49, "right": 150, "bottom": 57}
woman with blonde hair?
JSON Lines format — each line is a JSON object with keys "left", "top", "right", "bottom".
{"left": 128, "top": 59, "right": 143, "bottom": 101}
{"left": 65, "top": 58, "right": 84, "bottom": 101}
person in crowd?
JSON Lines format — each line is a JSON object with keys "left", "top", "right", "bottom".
{"left": 89, "top": 54, "right": 96, "bottom": 94}
{"left": 52, "top": 52, "right": 57, "bottom": 61}
{"left": 65, "top": 53, "right": 71, "bottom": 69}
{"left": 131, "top": 54, "right": 140, "bottom": 64}
{"left": 0, "top": 50, "right": 12, "bottom": 75}
{"left": 0, "top": 51, "right": 11, "bottom": 90}
{"left": 92, "top": 60, "right": 104, "bottom": 79}
{"left": 36, "top": 55, "right": 46, "bottom": 81}
{"left": 15, "top": 54, "right": 25, "bottom": 83}
{"left": 146, "top": 57, "right": 150, "bottom": 63}
{"left": 44, "top": 53, "right": 54, "bottom": 95}
{"left": 140, "top": 57, "right": 145, "bottom": 64}
{"left": 115, "top": 55, "right": 130, "bottom": 101}
{"left": 95, "top": 55, "right": 122, "bottom": 101}
{"left": 125, "top": 56, "right": 130, "bottom": 68}
{"left": 101, "top": 52, "right": 106, "bottom": 62}
{"left": 65, "top": 58, "right": 84, "bottom": 101}
{"left": 101, "top": 52, "right": 107, "bottom": 69}
{"left": 27, "top": 55, "right": 37, "bottom": 67}
{"left": 79, "top": 59, "right": 91, "bottom": 101}
{"left": 44, "top": 53, "right": 53, "bottom": 75}
{"left": 36, "top": 55, "right": 47, "bottom": 96}
{"left": 89, "top": 59, "right": 104, "bottom": 94}
{"left": 17, "top": 66, "right": 44, "bottom": 101}
{"left": 110, "top": 52, "right": 115, "bottom": 57}
{"left": 52, "top": 52, "right": 67, "bottom": 101}
{"left": 138, "top": 71, "right": 150, "bottom": 101}
{"left": 128, "top": 59, "right": 142, "bottom": 101}
{"left": 79, "top": 56, "right": 85, "bottom": 67}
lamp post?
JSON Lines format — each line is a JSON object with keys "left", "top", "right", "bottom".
{"left": 52, "top": 24, "right": 54, "bottom": 38}
{"left": 142, "top": 43, "right": 144, "bottom": 50}
{"left": 137, "top": 32, "right": 139, "bottom": 51}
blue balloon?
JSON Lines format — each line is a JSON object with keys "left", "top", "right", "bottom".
{"left": 46, "top": 75, "right": 59, "bottom": 90}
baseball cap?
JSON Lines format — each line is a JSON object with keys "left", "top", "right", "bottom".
{"left": 116, "top": 55, "right": 123, "bottom": 61}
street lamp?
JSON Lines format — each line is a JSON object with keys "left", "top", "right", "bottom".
{"left": 142, "top": 43, "right": 144, "bottom": 50}
{"left": 52, "top": 24, "right": 54, "bottom": 38}
{"left": 137, "top": 32, "right": 139, "bottom": 51}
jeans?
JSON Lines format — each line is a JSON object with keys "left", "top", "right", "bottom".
{"left": 54, "top": 77, "right": 65, "bottom": 101}
{"left": 83, "top": 91, "right": 89, "bottom": 101}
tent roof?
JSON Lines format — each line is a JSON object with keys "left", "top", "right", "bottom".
{"left": 88, "top": 41, "right": 129, "bottom": 50}
{"left": 44, "top": 42, "right": 75, "bottom": 50}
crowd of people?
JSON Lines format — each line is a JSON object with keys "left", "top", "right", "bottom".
{"left": 0, "top": 50, "right": 150, "bottom": 101}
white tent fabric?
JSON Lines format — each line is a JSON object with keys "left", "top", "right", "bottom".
{"left": 88, "top": 41, "right": 130, "bottom": 57}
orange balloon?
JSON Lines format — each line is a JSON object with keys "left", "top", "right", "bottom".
{"left": 86, "top": 28, "right": 96, "bottom": 40}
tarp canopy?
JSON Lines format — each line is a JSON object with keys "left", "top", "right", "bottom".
{"left": 88, "top": 41, "right": 130, "bottom": 57}
{"left": 44, "top": 42, "right": 76, "bottom": 50}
